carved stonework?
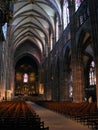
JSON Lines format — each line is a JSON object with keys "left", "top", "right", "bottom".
{"left": 0, "top": 0, "right": 13, "bottom": 25}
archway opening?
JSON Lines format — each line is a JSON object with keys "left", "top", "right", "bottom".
{"left": 15, "top": 56, "right": 39, "bottom": 98}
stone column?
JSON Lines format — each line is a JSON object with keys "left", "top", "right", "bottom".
{"left": 72, "top": 54, "right": 84, "bottom": 102}
{"left": 0, "top": 41, "right": 4, "bottom": 100}
{"left": 95, "top": 57, "right": 98, "bottom": 107}
{"left": 64, "top": 70, "right": 70, "bottom": 101}
{"left": 68, "top": 0, "right": 81, "bottom": 102}
{"left": 58, "top": 23, "right": 63, "bottom": 39}
{"left": 0, "top": 38, "right": 8, "bottom": 100}
{"left": 9, "top": 53, "right": 15, "bottom": 99}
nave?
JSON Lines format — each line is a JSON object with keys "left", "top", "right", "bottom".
{"left": 27, "top": 101, "right": 91, "bottom": 130}
{"left": 0, "top": 99, "right": 49, "bottom": 130}
{"left": 0, "top": 98, "right": 97, "bottom": 130}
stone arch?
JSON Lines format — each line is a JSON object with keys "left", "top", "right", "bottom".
{"left": 62, "top": 45, "right": 72, "bottom": 101}
{"left": 77, "top": 28, "right": 95, "bottom": 101}
{"left": 52, "top": 57, "right": 60, "bottom": 101}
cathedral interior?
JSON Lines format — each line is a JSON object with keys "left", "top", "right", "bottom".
{"left": 0, "top": 0, "right": 98, "bottom": 129}
{"left": 0, "top": 0, "right": 98, "bottom": 104}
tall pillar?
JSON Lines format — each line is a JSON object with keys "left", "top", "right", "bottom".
{"left": 68, "top": 0, "right": 82, "bottom": 102}
{"left": 72, "top": 54, "right": 84, "bottom": 102}
{"left": 8, "top": 53, "right": 15, "bottom": 99}
{"left": 0, "top": 5, "right": 6, "bottom": 100}
{"left": 64, "top": 70, "right": 70, "bottom": 101}
{"left": 95, "top": 57, "right": 98, "bottom": 107}
{"left": 0, "top": 41, "right": 4, "bottom": 100}
{"left": 58, "top": 23, "right": 63, "bottom": 39}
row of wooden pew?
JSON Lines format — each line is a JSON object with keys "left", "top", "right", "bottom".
{"left": 35, "top": 101, "right": 98, "bottom": 130}
{"left": 0, "top": 99, "right": 49, "bottom": 130}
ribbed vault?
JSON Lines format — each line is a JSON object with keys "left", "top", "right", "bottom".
{"left": 9, "top": 0, "right": 62, "bottom": 65}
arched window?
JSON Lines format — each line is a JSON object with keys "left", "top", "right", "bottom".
{"left": 23, "top": 73, "right": 28, "bottom": 83}
{"left": 63, "top": 0, "right": 69, "bottom": 29}
{"left": 75, "top": 0, "right": 83, "bottom": 11}
{"left": 56, "top": 17, "right": 59, "bottom": 41}
{"left": 2, "top": 22, "right": 7, "bottom": 40}
{"left": 69, "top": 73, "right": 73, "bottom": 98}
{"left": 89, "top": 61, "right": 96, "bottom": 86}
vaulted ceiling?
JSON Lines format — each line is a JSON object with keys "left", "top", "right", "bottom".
{"left": 10, "top": 0, "right": 62, "bottom": 65}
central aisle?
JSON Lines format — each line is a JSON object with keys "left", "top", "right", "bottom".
{"left": 27, "top": 101, "right": 91, "bottom": 130}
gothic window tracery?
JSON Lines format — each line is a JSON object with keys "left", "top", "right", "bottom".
{"left": 63, "top": 0, "right": 69, "bottom": 29}
{"left": 75, "top": 0, "right": 83, "bottom": 11}
{"left": 89, "top": 61, "right": 96, "bottom": 86}
{"left": 23, "top": 73, "right": 28, "bottom": 83}
{"left": 2, "top": 22, "right": 7, "bottom": 40}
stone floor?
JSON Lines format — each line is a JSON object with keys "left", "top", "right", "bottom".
{"left": 27, "top": 101, "right": 91, "bottom": 130}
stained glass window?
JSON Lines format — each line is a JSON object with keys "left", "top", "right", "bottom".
{"left": 63, "top": 0, "right": 69, "bottom": 29}
{"left": 23, "top": 73, "right": 28, "bottom": 83}
{"left": 2, "top": 22, "right": 7, "bottom": 40}
{"left": 75, "top": 0, "right": 83, "bottom": 11}
{"left": 89, "top": 61, "right": 96, "bottom": 86}
{"left": 69, "top": 73, "right": 73, "bottom": 98}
